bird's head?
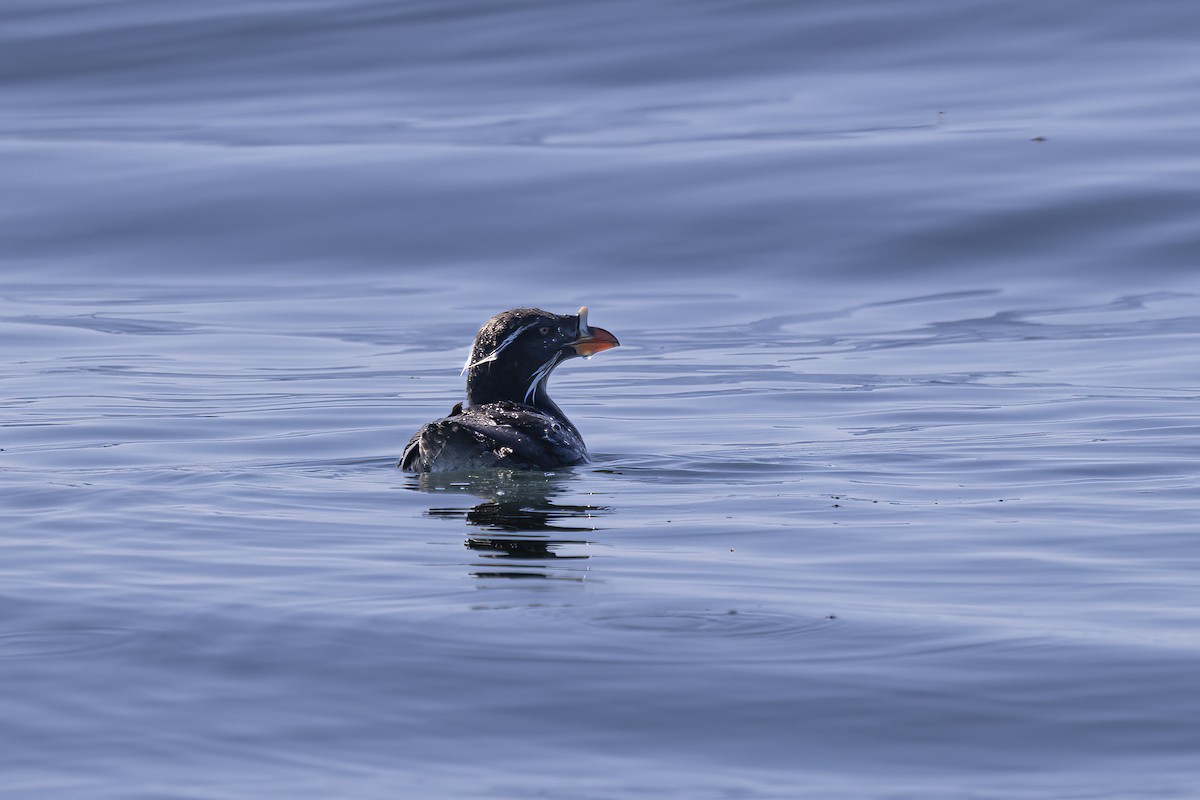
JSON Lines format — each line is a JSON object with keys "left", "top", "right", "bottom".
{"left": 463, "top": 306, "right": 619, "bottom": 411}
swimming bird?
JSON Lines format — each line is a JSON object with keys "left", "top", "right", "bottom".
{"left": 400, "top": 306, "right": 619, "bottom": 472}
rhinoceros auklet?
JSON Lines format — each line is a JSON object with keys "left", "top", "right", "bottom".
{"left": 400, "top": 306, "right": 619, "bottom": 472}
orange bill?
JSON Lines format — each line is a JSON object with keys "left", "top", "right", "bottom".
{"left": 570, "top": 325, "right": 620, "bottom": 357}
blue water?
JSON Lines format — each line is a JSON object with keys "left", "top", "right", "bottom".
{"left": 3, "top": 2, "right": 1199, "bottom": 798}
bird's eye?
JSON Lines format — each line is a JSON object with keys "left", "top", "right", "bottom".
{"left": 538, "top": 326, "right": 550, "bottom": 336}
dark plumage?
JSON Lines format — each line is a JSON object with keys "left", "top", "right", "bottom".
{"left": 400, "top": 307, "right": 619, "bottom": 472}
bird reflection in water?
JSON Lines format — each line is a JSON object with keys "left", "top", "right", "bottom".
{"left": 406, "top": 470, "right": 610, "bottom": 580}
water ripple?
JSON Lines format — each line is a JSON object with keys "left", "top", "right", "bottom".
{"left": 590, "top": 608, "right": 840, "bottom": 639}
{"left": 0, "top": 627, "right": 137, "bottom": 660}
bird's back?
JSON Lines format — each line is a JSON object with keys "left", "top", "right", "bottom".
{"left": 400, "top": 401, "right": 588, "bottom": 472}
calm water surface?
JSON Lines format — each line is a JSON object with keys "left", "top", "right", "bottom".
{"left": 3, "top": 1, "right": 1199, "bottom": 798}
